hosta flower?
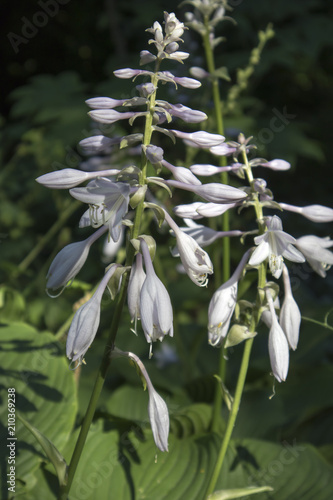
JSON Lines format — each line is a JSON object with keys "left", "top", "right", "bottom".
{"left": 46, "top": 226, "right": 107, "bottom": 292}
{"left": 170, "top": 130, "right": 225, "bottom": 148}
{"left": 89, "top": 109, "right": 137, "bottom": 124}
{"left": 111, "top": 347, "right": 169, "bottom": 452}
{"left": 295, "top": 235, "right": 333, "bottom": 277}
{"left": 279, "top": 203, "right": 333, "bottom": 223}
{"left": 66, "top": 264, "right": 119, "bottom": 365}
{"left": 70, "top": 179, "right": 130, "bottom": 242}
{"left": 140, "top": 240, "right": 173, "bottom": 347}
{"left": 167, "top": 180, "right": 247, "bottom": 204}
{"left": 166, "top": 104, "right": 207, "bottom": 123}
{"left": 114, "top": 68, "right": 153, "bottom": 79}
{"left": 162, "top": 160, "right": 202, "bottom": 185}
{"left": 257, "top": 159, "right": 291, "bottom": 171}
{"left": 249, "top": 216, "right": 305, "bottom": 279}
{"left": 177, "top": 219, "right": 243, "bottom": 248}
{"left": 210, "top": 144, "right": 237, "bottom": 156}
{"left": 36, "top": 167, "right": 121, "bottom": 189}
{"left": 173, "top": 202, "right": 206, "bottom": 220}
{"left": 208, "top": 251, "right": 251, "bottom": 346}
{"left": 85, "top": 97, "right": 127, "bottom": 109}
{"left": 280, "top": 265, "right": 301, "bottom": 350}
{"left": 266, "top": 290, "right": 289, "bottom": 382}
{"left": 145, "top": 144, "right": 164, "bottom": 165}
{"left": 197, "top": 202, "right": 237, "bottom": 218}
{"left": 78, "top": 135, "right": 119, "bottom": 154}
{"left": 164, "top": 211, "right": 213, "bottom": 286}
{"left": 190, "top": 163, "right": 241, "bottom": 176}
{"left": 127, "top": 253, "right": 146, "bottom": 334}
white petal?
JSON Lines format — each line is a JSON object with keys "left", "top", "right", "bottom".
{"left": 249, "top": 241, "right": 270, "bottom": 266}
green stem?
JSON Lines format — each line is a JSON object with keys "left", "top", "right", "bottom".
{"left": 301, "top": 316, "right": 333, "bottom": 332}
{"left": 202, "top": 16, "right": 230, "bottom": 433}
{"left": 205, "top": 337, "right": 254, "bottom": 498}
{"left": 58, "top": 70, "right": 160, "bottom": 499}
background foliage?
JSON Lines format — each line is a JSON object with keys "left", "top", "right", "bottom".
{"left": 1, "top": 0, "right": 333, "bottom": 498}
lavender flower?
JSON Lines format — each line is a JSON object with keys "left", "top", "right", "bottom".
{"left": 280, "top": 265, "right": 301, "bottom": 350}
{"left": 162, "top": 160, "right": 202, "bottom": 185}
{"left": 140, "top": 240, "right": 173, "bottom": 348}
{"left": 167, "top": 179, "right": 247, "bottom": 204}
{"left": 176, "top": 219, "right": 243, "bottom": 248}
{"left": 295, "top": 235, "right": 333, "bottom": 277}
{"left": 66, "top": 264, "right": 119, "bottom": 365}
{"left": 111, "top": 348, "right": 169, "bottom": 452}
{"left": 170, "top": 130, "right": 225, "bottom": 148}
{"left": 266, "top": 290, "right": 289, "bottom": 382}
{"left": 70, "top": 179, "right": 130, "bottom": 242}
{"left": 46, "top": 226, "right": 108, "bottom": 292}
{"left": 127, "top": 253, "right": 146, "bottom": 334}
{"left": 258, "top": 159, "right": 291, "bottom": 171}
{"left": 249, "top": 215, "right": 305, "bottom": 279}
{"left": 36, "top": 167, "right": 121, "bottom": 189}
{"left": 279, "top": 203, "right": 333, "bottom": 223}
{"left": 164, "top": 211, "right": 213, "bottom": 286}
{"left": 208, "top": 251, "right": 251, "bottom": 346}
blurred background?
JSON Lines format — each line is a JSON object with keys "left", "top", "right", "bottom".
{"left": 1, "top": 0, "right": 333, "bottom": 487}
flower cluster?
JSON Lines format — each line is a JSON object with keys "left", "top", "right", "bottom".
{"left": 173, "top": 132, "right": 333, "bottom": 382}
{"left": 37, "top": 9, "right": 333, "bottom": 454}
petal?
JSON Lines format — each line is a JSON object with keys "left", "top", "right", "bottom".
{"left": 249, "top": 241, "right": 270, "bottom": 266}
{"left": 268, "top": 320, "right": 289, "bottom": 382}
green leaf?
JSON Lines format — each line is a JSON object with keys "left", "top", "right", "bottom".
{"left": 17, "top": 413, "right": 68, "bottom": 486}
{"left": 0, "top": 322, "right": 77, "bottom": 497}
{"left": 213, "top": 67, "right": 231, "bottom": 81}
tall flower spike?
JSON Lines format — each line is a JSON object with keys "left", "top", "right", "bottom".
{"left": 46, "top": 226, "right": 108, "bottom": 293}
{"left": 66, "top": 264, "right": 119, "bottom": 365}
{"left": 163, "top": 210, "right": 213, "bottom": 287}
{"left": 111, "top": 348, "right": 169, "bottom": 452}
{"left": 266, "top": 289, "right": 289, "bottom": 383}
{"left": 139, "top": 240, "right": 173, "bottom": 351}
{"left": 208, "top": 250, "right": 251, "bottom": 346}
{"left": 249, "top": 215, "right": 305, "bottom": 279}
{"left": 280, "top": 264, "right": 301, "bottom": 350}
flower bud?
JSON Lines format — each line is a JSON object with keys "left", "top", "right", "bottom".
{"left": 46, "top": 226, "right": 107, "bottom": 291}
{"left": 279, "top": 203, "right": 333, "bottom": 223}
{"left": 171, "top": 130, "right": 225, "bottom": 148}
{"left": 78, "top": 135, "right": 116, "bottom": 154}
{"left": 89, "top": 109, "right": 135, "bottom": 124}
{"left": 85, "top": 97, "right": 126, "bottom": 109}
{"left": 258, "top": 159, "right": 291, "bottom": 171}
{"left": 66, "top": 264, "right": 119, "bottom": 365}
{"left": 114, "top": 68, "right": 153, "bottom": 79}
{"left": 280, "top": 265, "right": 301, "bottom": 350}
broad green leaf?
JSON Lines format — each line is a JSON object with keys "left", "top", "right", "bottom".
{"left": 0, "top": 323, "right": 77, "bottom": 497}
{"left": 59, "top": 424, "right": 333, "bottom": 500}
